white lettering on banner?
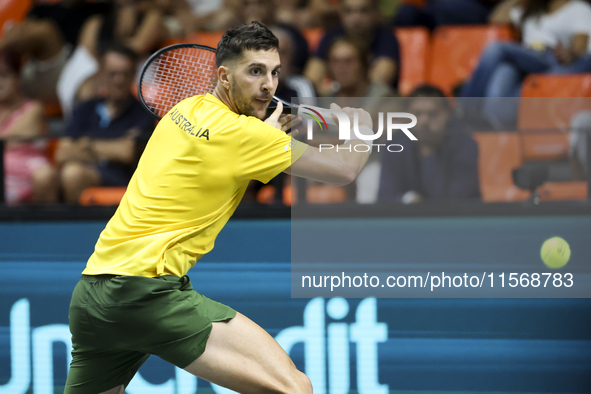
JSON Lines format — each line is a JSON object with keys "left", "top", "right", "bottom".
{"left": 1, "top": 298, "right": 388, "bottom": 393}
{"left": 306, "top": 112, "right": 418, "bottom": 142}
{"left": 275, "top": 298, "right": 388, "bottom": 394}
{"left": 350, "top": 299, "right": 389, "bottom": 394}
{"left": 0, "top": 299, "right": 30, "bottom": 394}
{"left": 327, "top": 298, "right": 349, "bottom": 394}
{"left": 275, "top": 298, "right": 326, "bottom": 394}
{"left": 32, "top": 325, "right": 72, "bottom": 394}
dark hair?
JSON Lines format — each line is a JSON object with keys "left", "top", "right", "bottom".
{"left": 408, "top": 84, "right": 451, "bottom": 111}
{"left": 409, "top": 84, "right": 447, "bottom": 98}
{"left": 327, "top": 36, "right": 370, "bottom": 74}
{"left": 0, "top": 49, "right": 22, "bottom": 75}
{"left": 99, "top": 42, "right": 138, "bottom": 65}
{"left": 216, "top": 21, "right": 279, "bottom": 67}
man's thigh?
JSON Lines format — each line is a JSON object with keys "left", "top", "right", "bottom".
{"left": 65, "top": 347, "right": 148, "bottom": 394}
{"left": 184, "top": 312, "right": 312, "bottom": 394}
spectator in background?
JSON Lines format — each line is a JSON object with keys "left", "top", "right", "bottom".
{"left": 275, "top": 0, "right": 339, "bottom": 30}
{"left": 304, "top": 0, "right": 400, "bottom": 96}
{"left": 160, "top": 0, "right": 243, "bottom": 34}
{"left": 378, "top": 85, "right": 480, "bottom": 203}
{"left": 57, "top": 0, "right": 167, "bottom": 116}
{"left": 321, "top": 37, "right": 395, "bottom": 204}
{"left": 393, "top": 0, "right": 498, "bottom": 31}
{"left": 460, "top": 0, "right": 591, "bottom": 130}
{"left": 243, "top": 0, "right": 310, "bottom": 74}
{"left": 325, "top": 37, "right": 394, "bottom": 104}
{"left": 250, "top": 26, "right": 317, "bottom": 204}
{"left": 0, "top": 0, "right": 110, "bottom": 105}
{"left": 272, "top": 27, "right": 316, "bottom": 103}
{"left": 53, "top": 44, "right": 154, "bottom": 204}
{"left": 0, "top": 50, "right": 57, "bottom": 205}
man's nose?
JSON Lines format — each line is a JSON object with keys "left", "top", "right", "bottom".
{"left": 261, "top": 72, "right": 275, "bottom": 92}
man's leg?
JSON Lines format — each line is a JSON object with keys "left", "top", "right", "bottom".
{"left": 184, "top": 312, "right": 312, "bottom": 394}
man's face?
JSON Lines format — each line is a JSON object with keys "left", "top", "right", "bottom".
{"left": 103, "top": 52, "right": 135, "bottom": 102}
{"left": 227, "top": 49, "right": 280, "bottom": 119}
{"left": 341, "top": 0, "right": 376, "bottom": 37}
{"left": 328, "top": 41, "right": 363, "bottom": 90}
{"left": 407, "top": 98, "right": 450, "bottom": 145}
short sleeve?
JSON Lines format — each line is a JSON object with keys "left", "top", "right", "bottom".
{"left": 236, "top": 118, "right": 308, "bottom": 183}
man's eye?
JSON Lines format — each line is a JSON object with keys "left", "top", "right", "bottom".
{"left": 272, "top": 70, "right": 280, "bottom": 77}
{"left": 251, "top": 68, "right": 261, "bottom": 75}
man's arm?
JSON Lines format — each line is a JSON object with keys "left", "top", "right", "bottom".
{"left": 284, "top": 141, "right": 369, "bottom": 186}
{"left": 281, "top": 104, "right": 372, "bottom": 186}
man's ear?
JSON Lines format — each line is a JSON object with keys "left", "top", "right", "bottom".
{"left": 218, "top": 65, "right": 231, "bottom": 90}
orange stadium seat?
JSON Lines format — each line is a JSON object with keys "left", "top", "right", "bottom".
{"left": 518, "top": 74, "right": 591, "bottom": 161}
{"left": 0, "top": 0, "right": 32, "bottom": 39}
{"left": 394, "top": 27, "right": 430, "bottom": 96}
{"left": 286, "top": 184, "right": 347, "bottom": 205}
{"left": 303, "top": 28, "right": 324, "bottom": 54}
{"left": 79, "top": 187, "right": 126, "bottom": 206}
{"left": 185, "top": 31, "right": 224, "bottom": 48}
{"left": 537, "top": 182, "right": 588, "bottom": 201}
{"left": 46, "top": 138, "right": 58, "bottom": 164}
{"left": 472, "top": 132, "right": 530, "bottom": 202}
{"left": 428, "top": 24, "right": 515, "bottom": 96}
{"left": 518, "top": 73, "right": 591, "bottom": 130}
{"left": 520, "top": 133, "right": 570, "bottom": 161}
{"left": 306, "top": 184, "right": 347, "bottom": 204}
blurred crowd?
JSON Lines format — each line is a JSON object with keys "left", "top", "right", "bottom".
{"left": 0, "top": 0, "right": 590, "bottom": 206}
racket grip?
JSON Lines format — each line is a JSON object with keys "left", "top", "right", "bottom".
{"left": 296, "top": 105, "right": 339, "bottom": 126}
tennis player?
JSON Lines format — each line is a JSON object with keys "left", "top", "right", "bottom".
{"left": 65, "top": 21, "right": 372, "bottom": 394}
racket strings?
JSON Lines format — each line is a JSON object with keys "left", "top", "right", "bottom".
{"left": 140, "top": 47, "right": 218, "bottom": 118}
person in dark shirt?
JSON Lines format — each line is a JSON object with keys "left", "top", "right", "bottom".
{"left": 54, "top": 43, "right": 153, "bottom": 203}
{"left": 304, "top": 0, "right": 400, "bottom": 95}
{"left": 378, "top": 85, "right": 480, "bottom": 203}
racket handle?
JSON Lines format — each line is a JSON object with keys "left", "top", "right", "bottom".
{"left": 296, "top": 105, "right": 339, "bottom": 126}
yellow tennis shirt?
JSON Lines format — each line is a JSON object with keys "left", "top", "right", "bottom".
{"left": 83, "top": 93, "right": 307, "bottom": 278}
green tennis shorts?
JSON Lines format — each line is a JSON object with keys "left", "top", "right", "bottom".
{"left": 65, "top": 274, "right": 236, "bottom": 393}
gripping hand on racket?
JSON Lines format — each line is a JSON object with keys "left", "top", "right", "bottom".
{"left": 284, "top": 103, "right": 372, "bottom": 185}
{"left": 265, "top": 101, "right": 302, "bottom": 134}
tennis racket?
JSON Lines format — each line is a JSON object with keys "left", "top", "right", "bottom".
{"left": 137, "top": 43, "right": 338, "bottom": 126}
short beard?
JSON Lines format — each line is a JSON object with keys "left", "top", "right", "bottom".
{"left": 230, "top": 82, "right": 257, "bottom": 118}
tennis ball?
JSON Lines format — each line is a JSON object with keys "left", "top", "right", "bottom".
{"left": 540, "top": 237, "right": 571, "bottom": 269}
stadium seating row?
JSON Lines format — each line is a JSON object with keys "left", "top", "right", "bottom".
{"left": 177, "top": 25, "right": 516, "bottom": 97}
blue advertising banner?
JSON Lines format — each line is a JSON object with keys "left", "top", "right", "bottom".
{"left": 1, "top": 219, "right": 590, "bottom": 393}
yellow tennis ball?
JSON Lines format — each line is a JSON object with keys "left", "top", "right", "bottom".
{"left": 540, "top": 237, "right": 571, "bottom": 269}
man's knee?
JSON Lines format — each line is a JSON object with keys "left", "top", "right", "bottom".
{"left": 297, "top": 372, "right": 313, "bottom": 394}
{"left": 281, "top": 371, "right": 312, "bottom": 394}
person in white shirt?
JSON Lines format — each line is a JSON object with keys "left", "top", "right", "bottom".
{"left": 460, "top": 0, "right": 591, "bottom": 129}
